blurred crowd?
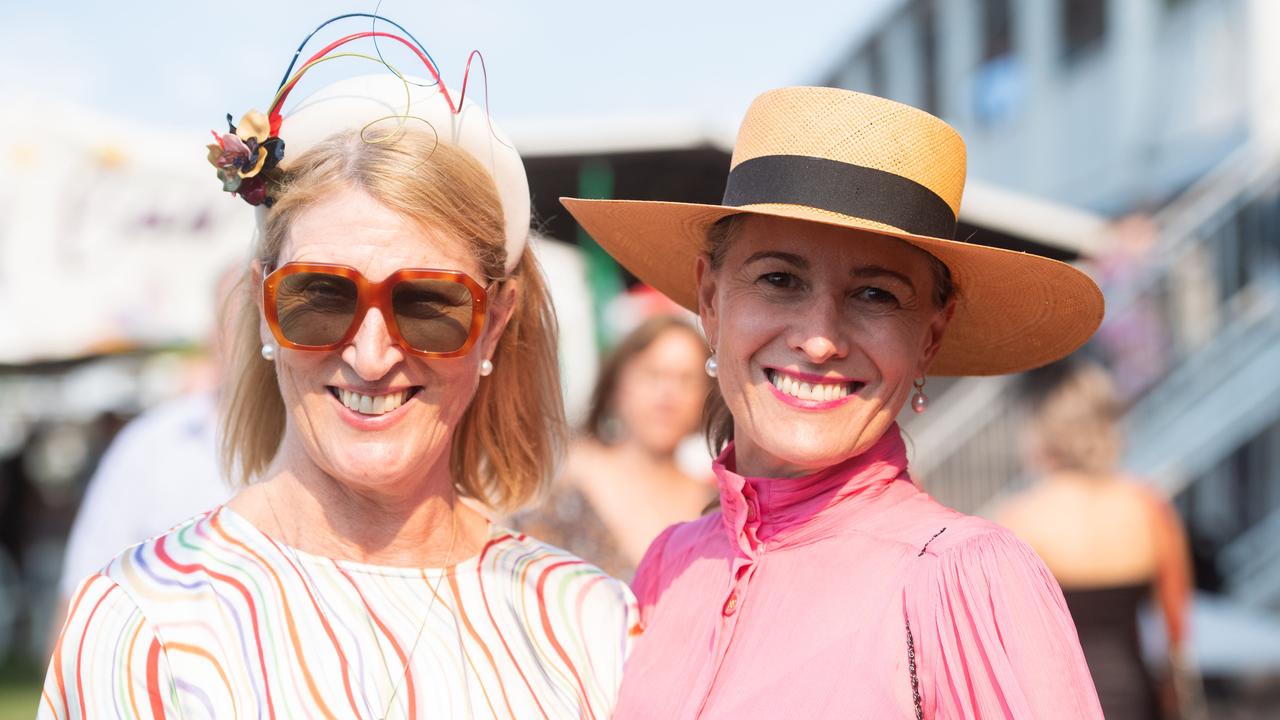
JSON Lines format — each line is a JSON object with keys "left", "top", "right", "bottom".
{"left": 3, "top": 1, "right": 1280, "bottom": 717}
{"left": 0, "top": 276, "right": 1202, "bottom": 714}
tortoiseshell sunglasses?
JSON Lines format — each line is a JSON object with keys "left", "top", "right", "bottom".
{"left": 262, "top": 262, "right": 489, "bottom": 358}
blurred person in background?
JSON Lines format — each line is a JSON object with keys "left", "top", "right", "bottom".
{"left": 998, "top": 357, "right": 1196, "bottom": 720}
{"left": 1092, "top": 214, "right": 1170, "bottom": 400}
{"left": 512, "top": 315, "right": 715, "bottom": 579}
{"left": 41, "top": 19, "right": 635, "bottom": 718}
{"left": 48, "top": 266, "right": 239, "bottom": 652}
{"left": 565, "top": 86, "right": 1105, "bottom": 718}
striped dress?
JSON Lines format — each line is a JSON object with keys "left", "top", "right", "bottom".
{"left": 40, "top": 506, "right": 639, "bottom": 719}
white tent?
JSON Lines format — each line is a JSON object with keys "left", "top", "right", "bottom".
{"left": 0, "top": 97, "right": 254, "bottom": 364}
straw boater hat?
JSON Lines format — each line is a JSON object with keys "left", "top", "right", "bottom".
{"left": 561, "top": 87, "right": 1103, "bottom": 376}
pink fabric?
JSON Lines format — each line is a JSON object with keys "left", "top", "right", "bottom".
{"left": 615, "top": 425, "right": 1103, "bottom": 719}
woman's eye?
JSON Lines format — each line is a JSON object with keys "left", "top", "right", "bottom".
{"left": 854, "top": 286, "right": 899, "bottom": 305}
{"left": 299, "top": 276, "right": 345, "bottom": 295}
{"left": 300, "top": 279, "right": 354, "bottom": 305}
{"left": 759, "top": 272, "right": 799, "bottom": 289}
{"left": 307, "top": 281, "right": 344, "bottom": 296}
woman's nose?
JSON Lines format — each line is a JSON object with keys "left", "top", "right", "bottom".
{"left": 790, "top": 297, "right": 849, "bottom": 364}
{"left": 341, "top": 308, "right": 405, "bottom": 380}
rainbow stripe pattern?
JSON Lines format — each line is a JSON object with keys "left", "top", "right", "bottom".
{"left": 41, "top": 506, "right": 638, "bottom": 718}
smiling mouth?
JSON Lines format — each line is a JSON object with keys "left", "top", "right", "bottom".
{"left": 764, "top": 369, "right": 863, "bottom": 402}
{"left": 327, "top": 387, "right": 422, "bottom": 416}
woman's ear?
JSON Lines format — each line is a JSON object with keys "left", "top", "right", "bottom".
{"left": 695, "top": 255, "right": 719, "bottom": 348}
{"left": 250, "top": 261, "right": 265, "bottom": 309}
{"left": 250, "top": 260, "right": 273, "bottom": 347}
{"left": 481, "top": 278, "right": 519, "bottom": 359}
{"left": 919, "top": 297, "right": 956, "bottom": 371}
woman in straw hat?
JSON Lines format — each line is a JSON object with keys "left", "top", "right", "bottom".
{"left": 563, "top": 87, "right": 1105, "bottom": 718}
{"left": 42, "top": 16, "right": 635, "bottom": 719}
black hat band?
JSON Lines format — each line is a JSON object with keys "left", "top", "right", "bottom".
{"left": 722, "top": 154, "right": 957, "bottom": 239}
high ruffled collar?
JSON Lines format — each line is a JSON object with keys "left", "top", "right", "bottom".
{"left": 713, "top": 423, "right": 912, "bottom": 556}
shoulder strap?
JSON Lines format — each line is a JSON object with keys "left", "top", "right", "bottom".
{"left": 906, "top": 617, "right": 923, "bottom": 719}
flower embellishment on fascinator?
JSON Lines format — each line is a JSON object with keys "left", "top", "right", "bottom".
{"left": 202, "top": 13, "right": 492, "bottom": 209}
{"left": 200, "top": 12, "right": 532, "bottom": 274}
{"left": 207, "top": 110, "right": 285, "bottom": 206}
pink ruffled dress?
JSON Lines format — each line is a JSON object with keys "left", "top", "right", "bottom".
{"left": 615, "top": 424, "right": 1103, "bottom": 718}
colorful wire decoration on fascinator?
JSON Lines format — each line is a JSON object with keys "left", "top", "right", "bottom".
{"left": 205, "top": 13, "right": 531, "bottom": 273}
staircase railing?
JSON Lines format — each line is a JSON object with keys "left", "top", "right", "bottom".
{"left": 1221, "top": 506, "right": 1280, "bottom": 609}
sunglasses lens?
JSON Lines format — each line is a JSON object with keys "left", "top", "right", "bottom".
{"left": 274, "top": 272, "right": 358, "bottom": 346}
{"left": 392, "top": 278, "right": 476, "bottom": 353}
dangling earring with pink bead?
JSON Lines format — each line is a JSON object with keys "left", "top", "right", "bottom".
{"left": 911, "top": 376, "right": 929, "bottom": 414}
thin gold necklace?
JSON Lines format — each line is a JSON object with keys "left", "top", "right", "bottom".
{"left": 264, "top": 481, "right": 459, "bottom": 719}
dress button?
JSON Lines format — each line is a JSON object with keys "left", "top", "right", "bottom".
{"left": 722, "top": 592, "right": 739, "bottom": 616}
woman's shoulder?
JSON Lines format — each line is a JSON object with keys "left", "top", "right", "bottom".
{"left": 627, "top": 513, "right": 725, "bottom": 594}
{"left": 490, "top": 527, "right": 640, "bottom": 631}
{"left": 97, "top": 508, "right": 219, "bottom": 576}
{"left": 58, "top": 510, "right": 227, "bottom": 649}
{"left": 898, "top": 504, "right": 1052, "bottom": 580}
{"left": 492, "top": 525, "right": 635, "bottom": 589}
{"left": 645, "top": 511, "right": 724, "bottom": 557}
{"left": 901, "top": 507, "right": 1065, "bottom": 613}
{"left": 851, "top": 486, "right": 990, "bottom": 554}
{"left": 96, "top": 506, "right": 275, "bottom": 608}
{"left": 899, "top": 510, "right": 1103, "bottom": 717}
{"left": 912, "top": 511, "right": 1027, "bottom": 557}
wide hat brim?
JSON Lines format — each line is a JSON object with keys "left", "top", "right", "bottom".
{"left": 560, "top": 197, "right": 1104, "bottom": 377}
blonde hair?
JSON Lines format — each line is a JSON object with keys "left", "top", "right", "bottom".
{"left": 1024, "top": 358, "right": 1122, "bottom": 476}
{"left": 221, "top": 129, "right": 564, "bottom": 511}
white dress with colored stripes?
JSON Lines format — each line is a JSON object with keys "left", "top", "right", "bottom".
{"left": 40, "top": 506, "right": 638, "bottom": 719}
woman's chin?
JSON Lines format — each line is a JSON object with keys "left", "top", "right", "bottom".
{"left": 738, "top": 416, "right": 895, "bottom": 476}
{"left": 317, "top": 445, "right": 433, "bottom": 491}
{"left": 739, "top": 436, "right": 854, "bottom": 477}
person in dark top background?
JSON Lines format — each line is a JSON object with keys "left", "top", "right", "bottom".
{"left": 999, "top": 357, "right": 1197, "bottom": 719}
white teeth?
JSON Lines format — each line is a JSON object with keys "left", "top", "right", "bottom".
{"left": 337, "top": 389, "right": 408, "bottom": 416}
{"left": 768, "top": 371, "right": 852, "bottom": 402}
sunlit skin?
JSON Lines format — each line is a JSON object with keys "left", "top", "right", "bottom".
{"left": 697, "top": 215, "right": 954, "bottom": 478}
{"left": 614, "top": 328, "right": 709, "bottom": 455}
{"left": 231, "top": 186, "right": 515, "bottom": 564}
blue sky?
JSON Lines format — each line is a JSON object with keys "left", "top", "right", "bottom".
{"left": 1, "top": 0, "right": 899, "bottom": 131}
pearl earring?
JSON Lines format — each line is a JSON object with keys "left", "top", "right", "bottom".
{"left": 261, "top": 343, "right": 276, "bottom": 361}
{"left": 911, "top": 377, "right": 929, "bottom": 414}
{"left": 479, "top": 359, "right": 494, "bottom": 376}
{"left": 704, "top": 355, "right": 718, "bottom": 378}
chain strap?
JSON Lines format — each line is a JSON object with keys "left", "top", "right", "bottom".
{"left": 906, "top": 617, "right": 923, "bottom": 720}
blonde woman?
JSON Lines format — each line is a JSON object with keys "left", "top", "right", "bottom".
{"left": 999, "top": 358, "right": 1194, "bottom": 720}
{"left": 42, "top": 19, "right": 635, "bottom": 719}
